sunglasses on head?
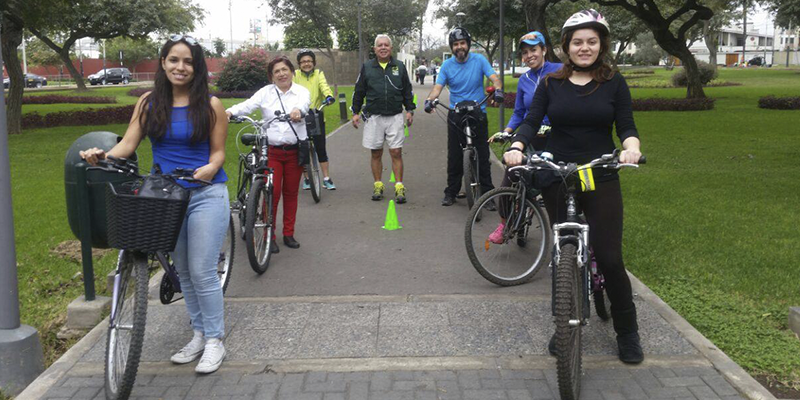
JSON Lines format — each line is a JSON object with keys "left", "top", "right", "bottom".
{"left": 169, "top": 34, "right": 198, "bottom": 46}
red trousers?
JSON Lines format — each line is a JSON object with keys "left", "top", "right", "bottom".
{"left": 268, "top": 147, "right": 303, "bottom": 237}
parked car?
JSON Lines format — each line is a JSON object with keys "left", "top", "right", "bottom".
{"left": 3, "top": 73, "right": 48, "bottom": 89}
{"left": 747, "top": 56, "right": 765, "bottom": 67}
{"left": 88, "top": 68, "right": 132, "bottom": 85}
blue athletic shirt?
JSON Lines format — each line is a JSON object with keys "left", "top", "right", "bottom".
{"left": 150, "top": 106, "right": 227, "bottom": 188}
{"left": 436, "top": 53, "right": 497, "bottom": 111}
{"left": 506, "top": 61, "right": 562, "bottom": 131}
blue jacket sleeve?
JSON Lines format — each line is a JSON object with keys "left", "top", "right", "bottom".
{"left": 515, "top": 81, "right": 549, "bottom": 148}
{"left": 506, "top": 83, "right": 527, "bottom": 131}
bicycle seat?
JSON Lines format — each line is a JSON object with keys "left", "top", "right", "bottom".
{"left": 241, "top": 134, "right": 257, "bottom": 146}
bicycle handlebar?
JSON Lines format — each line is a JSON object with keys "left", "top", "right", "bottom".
{"left": 93, "top": 156, "right": 212, "bottom": 186}
{"left": 431, "top": 89, "right": 494, "bottom": 113}
{"left": 508, "top": 150, "right": 646, "bottom": 177}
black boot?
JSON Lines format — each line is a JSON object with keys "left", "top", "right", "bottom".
{"left": 612, "top": 306, "right": 643, "bottom": 364}
{"left": 547, "top": 333, "right": 557, "bottom": 356}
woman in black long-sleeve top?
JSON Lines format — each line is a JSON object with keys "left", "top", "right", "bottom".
{"left": 504, "top": 9, "right": 644, "bottom": 364}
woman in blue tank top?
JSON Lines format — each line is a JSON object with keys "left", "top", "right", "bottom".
{"left": 80, "top": 36, "right": 230, "bottom": 374}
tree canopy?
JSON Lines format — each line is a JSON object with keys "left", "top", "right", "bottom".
{"left": 105, "top": 37, "right": 160, "bottom": 71}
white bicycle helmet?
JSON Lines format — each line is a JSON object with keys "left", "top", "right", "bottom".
{"left": 562, "top": 9, "right": 610, "bottom": 35}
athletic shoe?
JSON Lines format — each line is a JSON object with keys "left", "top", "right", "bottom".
{"left": 617, "top": 333, "right": 644, "bottom": 364}
{"left": 170, "top": 330, "right": 205, "bottom": 364}
{"left": 195, "top": 338, "right": 226, "bottom": 374}
{"left": 441, "top": 195, "right": 455, "bottom": 206}
{"left": 323, "top": 178, "right": 336, "bottom": 190}
{"left": 548, "top": 333, "right": 557, "bottom": 356}
{"left": 484, "top": 199, "right": 497, "bottom": 212}
{"left": 395, "top": 183, "right": 407, "bottom": 204}
{"left": 302, "top": 179, "right": 311, "bottom": 190}
{"left": 488, "top": 223, "right": 505, "bottom": 244}
{"left": 372, "top": 182, "right": 385, "bottom": 201}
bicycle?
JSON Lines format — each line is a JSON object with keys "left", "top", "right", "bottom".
{"left": 429, "top": 87, "right": 496, "bottom": 210}
{"left": 464, "top": 139, "right": 551, "bottom": 286}
{"left": 304, "top": 100, "right": 333, "bottom": 204}
{"left": 517, "top": 149, "right": 644, "bottom": 400}
{"left": 231, "top": 115, "right": 275, "bottom": 275}
{"left": 93, "top": 156, "right": 234, "bottom": 400}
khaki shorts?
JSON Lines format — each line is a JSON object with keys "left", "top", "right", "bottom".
{"left": 362, "top": 113, "right": 405, "bottom": 150}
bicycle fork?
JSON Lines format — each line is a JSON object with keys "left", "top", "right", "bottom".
{"left": 550, "top": 195, "right": 592, "bottom": 326}
{"left": 464, "top": 126, "right": 479, "bottom": 192}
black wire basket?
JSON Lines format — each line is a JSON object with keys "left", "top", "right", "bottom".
{"left": 305, "top": 110, "right": 323, "bottom": 137}
{"left": 105, "top": 181, "right": 189, "bottom": 252}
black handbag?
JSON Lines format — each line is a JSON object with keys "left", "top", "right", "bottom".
{"left": 275, "top": 87, "right": 311, "bottom": 166}
{"left": 137, "top": 166, "right": 189, "bottom": 201}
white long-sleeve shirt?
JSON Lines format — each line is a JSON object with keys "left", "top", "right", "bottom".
{"left": 227, "top": 83, "right": 311, "bottom": 146}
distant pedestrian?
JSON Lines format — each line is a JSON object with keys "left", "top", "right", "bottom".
{"left": 417, "top": 64, "right": 428, "bottom": 85}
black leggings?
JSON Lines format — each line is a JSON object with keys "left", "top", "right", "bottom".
{"left": 311, "top": 115, "right": 328, "bottom": 163}
{"left": 542, "top": 179, "right": 637, "bottom": 335}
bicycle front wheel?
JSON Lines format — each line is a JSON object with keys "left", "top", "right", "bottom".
{"left": 308, "top": 142, "right": 322, "bottom": 203}
{"left": 105, "top": 250, "right": 149, "bottom": 400}
{"left": 245, "top": 177, "right": 273, "bottom": 274}
{"left": 218, "top": 215, "right": 235, "bottom": 294}
{"left": 462, "top": 148, "right": 479, "bottom": 210}
{"left": 555, "top": 243, "right": 583, "bottom": 400}
{"left": 465, "top": 187, "right": 551, "bottom": 286}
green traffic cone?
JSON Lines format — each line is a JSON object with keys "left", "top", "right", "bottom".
{"left": 382, "top": 200, "right": 402, "bottom": 231}
{"left": 390, "top": 171, "right": 396, "bottom": 183}
{"left": 404, "top": 123, "right": 409, "bottom": 138}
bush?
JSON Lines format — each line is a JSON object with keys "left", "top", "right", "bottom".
{"left": 128, "top": 88, "right": 256, "bottom": 99}
{"left": 758, "top": 96, "right": 800, "bottom": 110}
{"left": 22, "top": 105, "right": 135, "bottom": 129}
{"left": 486, "top": 91, "right": 516, "bottom": 109}
{"left": 128, "top": 87, "right": 152, "bottom": 97}
{"left": 671, "top": 62, "right": 718, "bottom": 87}
{"left": 632, "top": 97, "right": 715, "bottom": 111}
{"left": 215, "top": 46, "right": 271, "bottom": 92}
{"left": 18, "top": 95, "right": 116, "bottom": 104}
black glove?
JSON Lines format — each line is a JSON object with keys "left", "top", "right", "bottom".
{"left": 325, "top": 96, "right": 335, "bottom": 105}
{"left": 493, "top": 89, "right": 504, "bottom": 104}
{"left": 424, "top": 99, "right": 434, "bottom": 113}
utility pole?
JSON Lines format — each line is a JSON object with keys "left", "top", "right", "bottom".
{"left": 229, "top": 0, "right": 234, "bottom": 55}
{"left": 357, "top": 0, "right": 364, "bottom": 64}
{"left": 498, "top": 0, "right": 505, "bottom": 131}
{"left": 742, "top": 0, "right": 748, "bottom": 64}
{"left": 102, "top": 39, "right": 107, "bottom": 83}
{"left": 21, "top": 35, "right": 28, "bottom": 75}
{"left": 0, "top": 31, "right": 45, "bottom": 397}
{"left": 787, "top": 23, "right": 792, "bottom": 67}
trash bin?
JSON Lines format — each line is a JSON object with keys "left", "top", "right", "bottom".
{"left": 64, "top": 131, "right": 137, "bottom": 249}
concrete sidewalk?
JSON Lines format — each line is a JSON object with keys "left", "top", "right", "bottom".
{"left": 17, "top": 86, "right": 775, "bottom": 400}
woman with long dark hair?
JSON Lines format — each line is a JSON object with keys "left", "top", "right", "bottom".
{"left": 80, "top": 35, "right": 230, "bottom": 373}
{"left": 226, "top": 56, "right": 311, "bottom": 252}
{"left": 504, "top": 10, "right": 644, "bottom": 364}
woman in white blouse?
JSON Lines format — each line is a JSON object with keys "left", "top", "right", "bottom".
{"left": 226, "top": 56, "right": 311, "bottom": 253}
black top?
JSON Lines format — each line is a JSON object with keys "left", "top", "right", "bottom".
{"left": 351, "top": 58, "right": 415, "bottom": 116}
{"left": 516, "top": 72, "right": 639, "bottom": 181}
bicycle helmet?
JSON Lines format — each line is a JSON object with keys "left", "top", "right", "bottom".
{"left": 448, "top": 27, "right": 472, "bottom": 50}
{"left": 296, "top": 49, "right": 316, "bottom": 65}
{"left": 562, "top": 9, "right": 610, "bottom": 36}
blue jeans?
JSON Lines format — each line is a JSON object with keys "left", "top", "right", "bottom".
{"left": 171, "top": 183, "right": 229, "bottom": 339}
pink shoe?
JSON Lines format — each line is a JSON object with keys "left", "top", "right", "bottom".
{"left": 488, "top": 223, "right": 505, "bottom": 244}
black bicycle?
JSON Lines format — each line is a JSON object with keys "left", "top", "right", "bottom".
{"left": 93, "top": 156, "right": 234, "bottom": 400}
{"left": 519, "top": 150, "right": 644, "bottom": 400}
{"left": 430, "top": 87, "right": 496, "bottom": 210}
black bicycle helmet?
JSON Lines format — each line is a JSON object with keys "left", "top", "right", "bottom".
{"left": 448, "top": 27, "right": 472, "bottom": 50}
{"left": 296, "top": 49, "right": 316, "bottom": 65}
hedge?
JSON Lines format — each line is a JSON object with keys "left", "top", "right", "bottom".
{"left": 18, "top": 95, "right": 116, "bottom": 105}
{"left": 632, "top": 97, "right": 715, "bottom": 111}
{"left": 22, "top": 105, "right": 135, "bottom": 129}
{"left": 128, "top": 88, "right": 255, "bottom": 99}
{"left": 758, "top": 96, "right": 800, "bottom": 110}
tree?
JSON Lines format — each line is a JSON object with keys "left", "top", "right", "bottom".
{"left": 590, "top": 0, "right": 715, "bottom": 99}
{"left": 24, "top": 0, "right": 203, "bottom": 90}
{"left": 265, "top": 41, "right": 281, "bottom": 51}
{"left": 769, "top": 0, "right": 800, "bottom": 28}
{"left": 213, "top": 37, "right": 227, "bottom": 57}
{"left": 283, "top": 19, "right": 333, "bottom": 49}
{"left": 105, "top": 37, "right": 160, "bottom": 72}
{"left": 599, "top": 5, "right": 648, "bottom": 64}
{"left": 632, "top": 31, "right": 670, "bottom": 65}
{"left": 26, "top": 37, "right": 64, "bottom": 74}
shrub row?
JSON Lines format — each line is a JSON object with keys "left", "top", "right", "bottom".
{"left": 627, "top": 80, "right": 740, "bottom": 89}
{"left": 487, "top": 91, "right": 517, "bottom": 109}
{"left": 19, "top": 95, "right": 116, "bottom": 105}
{"left": 22, "top": 105, "right": 135, "bottom": 129}
{"left": 758, "top": 96, "right": 800, "bottom": 110}
{"left": 127, "top": 88, "right": 255, "bottom": 99}
{"left": 632, "top": 97, "right": 715, "bottom": 111}
{"left": 622, "top": 70, "right": 656, "bottom": 75}
{"left": 671, "top": 62, "right": 718, "bottom": 87}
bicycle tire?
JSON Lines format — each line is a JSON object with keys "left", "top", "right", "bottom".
{"left": 465, "top": 187, "right": 551, "bottom": 286}
{"left": 463, "top": 148, "right": 479, "bottom": 209}
{"left": 555, "top": 243, "right": 583, "bottom": 400}
{"left": 308, "top": 142, "right": 322, "bottom": 203}
{"left": 594, "top": 290, "right": 610, "bottom": 321}
{"left": 104, "top": 250, "right": 149, "bottom": 400}
{"left": 245, "top": 178, "right": 273, "bottom": 274}
{"left": 218, "top": 215, "right": 235, "bottom": 294}
{"left": 238, "top": 176, "right": 251, "bottom": 241}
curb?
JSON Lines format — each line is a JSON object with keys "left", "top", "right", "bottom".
{"left": 628, "top": 272, "right": 776, "bottom": 400}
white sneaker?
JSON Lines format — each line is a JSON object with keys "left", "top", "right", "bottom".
{"left": 170, "top": 330, "right": 205, "bottom": 364}
{"left": 195, "top": 338, "right": 225, "bottom": 374}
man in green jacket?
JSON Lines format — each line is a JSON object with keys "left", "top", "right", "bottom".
{"left": 294, "top": 49, "right": 337, "bottom": 190}
{"left": 351, "top": 34, "right": 415, "bottom": 204}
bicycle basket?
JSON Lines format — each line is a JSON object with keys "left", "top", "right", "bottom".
{"left": 305, "top": 110, "right": 322, "bottom": 137}
{"left": 105, "top": 181, "right": 189, "bottom": 252}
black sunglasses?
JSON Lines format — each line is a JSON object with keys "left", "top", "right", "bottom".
{"left": 169, "top": 34, "right": 198, "bottom": 46}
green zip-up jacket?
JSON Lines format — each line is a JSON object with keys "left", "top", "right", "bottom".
{"left": 351, "top": 57, "right": 415, "bottom": 116}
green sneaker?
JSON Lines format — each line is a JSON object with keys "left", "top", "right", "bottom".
{"left": 395, "top": 183, "right": 407, "bottom": 204}
{"left": 372, "top": 182, "right": 385, "bottom": 201}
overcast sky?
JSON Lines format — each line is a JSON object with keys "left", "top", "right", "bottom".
{"left": 185, "top": 0, "right": 777, "bottom": 49}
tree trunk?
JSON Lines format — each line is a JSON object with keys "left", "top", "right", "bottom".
{"left": 1, "top": 16, "right": 24, "bottom": 135}
{"left": 703, "top": 20, "right": 718, "bottom": 69}
{"left": 319, "top": 48, "right": 339, "bottom": 98}
{"left": 28, "top": 30, "right": 87, "bottom": 90}
{"left": 523, "top": 0, "right": 560, "bottom": 62}
{"left": 676, "top": 47, "right": 706, "bottom": 98}
{"left": 615, "top": 40, "right": 630, "bottom": 66}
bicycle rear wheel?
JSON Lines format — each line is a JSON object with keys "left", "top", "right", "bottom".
{"left": 462, "top": 148, "right": 479, "bottom": 210}
{"left": 105, "top": 250, "right": 149, "bottom": 400}
{"left": 245, "top": 177, "right": 273, "bottom": 274}
{"left": 308, "top": 142, "right": 322, "bottom": 203}
{"left": 555, "top": 243, "right": 583, "bottom": 400}
{"left": 218, "top": 215, "right": 235, "bottom": 294}
{"left": 465, "top": 187, "right": 551, "bottom": 286}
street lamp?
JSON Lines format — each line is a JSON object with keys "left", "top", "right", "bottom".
{"left": 357, "top": 0, "right": 364, "bottom": 64}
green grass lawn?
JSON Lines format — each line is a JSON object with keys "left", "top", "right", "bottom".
{"left": 487, "top": 67, "right": 800, "bottom": 389}
{"left": 6, "top": 69, "right": 800, "bottom": 394}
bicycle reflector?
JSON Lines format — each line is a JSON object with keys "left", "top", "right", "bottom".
{"left": 579, "top": 167, "right": 596, "bottom": 192}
